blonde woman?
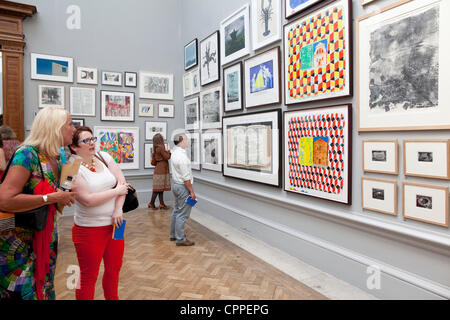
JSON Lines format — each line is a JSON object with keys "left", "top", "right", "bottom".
{"left": 0, "top": 107, "right": 76, "bottom": 300}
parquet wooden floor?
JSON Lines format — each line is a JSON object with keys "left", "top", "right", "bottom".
{"left": 54, "top": 208, "right": 327, "bottom": 300}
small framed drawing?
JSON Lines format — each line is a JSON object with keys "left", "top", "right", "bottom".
{"left": 361, "top": 177, "right": 397, "bottom": 216}
{"left": 139, "top": 71, "right": 174, "bottom": 100}
{"left": 71, "top": 118, "right": 85, "bottom": 127}
{"left": 285, "top": 0, "right": 324, "bottom": 19}
{"left": 200, "top": 31, "right": 220, "bottom": 86}
{"left": 145, "top": 121, "right": 167, "bottom": 140}
{"left": 223, "top": 62, "right": 243, "bottom": 112}
{"left": 144, "top": 143, "right": 169, "bottom": 169}
{"left": 138, "top": 103, "right": 154, "bottom": 117}
{"left": 220, "top": 4, "right": 251, "bottom": 66}
{"left": 403, "top": 182, "right": 449, "bottom": 227}
{"left": 70, "top": 87, "right": 96, "bottom": 117}
{"left": 100, "top": 90, "right": 134, "bottom": 122}
{"left": 191, "top": 68, "right": 200, "bottom": 94}
{"left": 251, "top": 0, "right": 282, "bottom": 51}
{"left": 200, "top": 86, "right": 223, "bottom": 129}
{"left": 158, "top": 104, "right": 175, "bottom": 118}
{"left": 244, "top": 46, "right": 281, "bottom": 108}
{"left": 38, "top": 84, "right": 65, "bottom": 108}
{"left": 403, "top": 139, "right": 450, "bottom": 180}
{"left": 184, "top": 97, "right": 200, "bottom": 130}
{"left": 185, "top": 38, "right": 198, "bottom": 71}
{"left": 31, "top": 53, "right": 73, "bottom": 83}
{"left": 102, "top": 71, "right": 122, "bottom": 86}
{"left": 183, "top": 72, "right": 193, "bottom": 97}
{"left": 201, "top": 130, "right": 222, "bottom": 172}
{"left": 77, "top": 66, "right": 98, "bottom": 85}
{"left": 362, "top": 140, "right": 398, "bottom": 175}
{"left": 124, "top": 72, "right": 137, "bottom": 87}
{"left": 186, "top": 131, "right": 201, "bottom": 171}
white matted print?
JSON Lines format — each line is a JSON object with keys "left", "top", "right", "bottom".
{"left": 200, "top": 31, "right": 220, "bottom": 86}
{"left": 184, "top": 97, "right": 200, "bottom": 131}
{"left": 100, "top": 91, "right": 134, "bottom": 122}
{"left": 77, "top": 66, "right": 98, "bottom": 85}
{"left": 38, "top": 84, "right": 65, "bottom": 108}
{"left": 362, "top": 140, "right": 398, "bottom": 175}
{"left": 186, "top": 131, "right": 201, "bottom": 171}
{"left": 223, "top": 62, "right": 243, "bottom": 112}
{"left": 139, "top": 71, "right": 174, "bottom": 100}
{"left": 102, "top": 71, "right": 122, "bottom": 86}
{"left": 145, "top": 121, "right": 167, "bottom": 140}
{"left": 252, "top": 0, "right": 282, "bottom": 51}
{"left": 192, "top": 68, "right": 200, "bottom": 94}
{"left": 201, "top": 130, "right": 222, "bottom": 172}
{"left": 158, "top": 104, "right": 174, "bottom": 118}
{"left": 403, "top": 182, "right": 449, "bottom": 227}
{"left": 70, "top": 87, "right": 96, "bottom": 117}
{"left": 138, "top": 103, "right": 154, "bottom": 117}
{"left": 144, "top": 143, "right": 169, "bottom": 169}
{"left": 31, "top": 53, "right": 73, "bottom": 83}
{"left": 183, "top": 72, "right": 193, "bottom": 97}
{"left": 124, "top": 72, "right": 137, "bottom": 87}
{"left": 221, "top": 4, "right": 251, "bottom": 66}
{"left": 362, "top": 177, "right": 397, "bottom": 216}
{"left": 200, "top": 86, "right": 223, "bottom": 129}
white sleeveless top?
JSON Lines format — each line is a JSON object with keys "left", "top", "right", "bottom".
{"left": 74, "top": 151, "right": 117, "bottom": 227}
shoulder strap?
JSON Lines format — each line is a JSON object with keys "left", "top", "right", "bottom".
{"left": 95, "top": 152, "right": 108, "bottom": 168}
{"left": 0, "top": 147, "right": 45, "bottom": 184}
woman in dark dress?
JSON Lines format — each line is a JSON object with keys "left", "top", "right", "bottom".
{"left": 148, "top": 133, "right": 171, "bottom": 210}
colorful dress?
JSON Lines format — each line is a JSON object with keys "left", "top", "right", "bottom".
{"left": 0, "top": 145, "right": 61, "bottom": 300}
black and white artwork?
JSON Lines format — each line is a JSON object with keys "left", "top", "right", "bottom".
{"left": 200, "top": 86, "right": 222, "bottom": 129}
{"left": 200, "top": 31, "right": 220, "bottom": 86}
{"left": 372, "top": 150, "right": 387, "bottom": 162}
{"left": 416, "top": 195, "right": 432, "bottom": 210}
{"left": 184, "top": 97, "right": 199, "bottom": 130}
{"left": 372, "top": 188, "right": 385, "bottom": 201}
{"left": 38, "top": 85, "right": 65, "bottom": 108}
{"left": 418, "top": 152, "right": 433, "bottom": 162}
{"left": 201, "top": 131, "right": 222, "bottom": 172}
{"left": 102, "top": 71, "right": 122, "bottom": 86}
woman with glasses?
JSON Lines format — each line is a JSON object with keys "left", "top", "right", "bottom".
{"left": 68, "top": 126, "right": 129, "bottom": 300}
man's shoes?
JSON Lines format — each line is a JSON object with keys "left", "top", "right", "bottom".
{"left": 159, "top": 204, "right": 171, "bottom": 210}
{"left": 170, "top": 237, "right": 176, "bottom": 241}
{"left": 148, "top": 203, "right": 157, "bottom": 210}
{"left": 176, "top": 239, "right": 195, "bottom": 246}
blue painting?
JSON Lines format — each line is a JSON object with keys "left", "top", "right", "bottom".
{"left": 250, "top": 60, "right": 273, "bottom": 93}
{"left": 290, "top": 0, "right": 310, "bottom": 8}
{"left": 287, "top": 0, "right": 323, "bottom": 18}
{"left": 36, "top": 58, "right": 69, "bottom": 76}
{"left": 185, "top": 40, "right": 197, "bottom": 69}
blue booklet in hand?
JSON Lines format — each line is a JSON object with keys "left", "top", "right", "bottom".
{"left": 113, "top": 219, "right": 126, "bottom": 240}
{"left": 186, "top": 195, "right": 197, "bottom": 207}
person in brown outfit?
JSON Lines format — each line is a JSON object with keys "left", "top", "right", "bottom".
{"left": 148, "top": 133, "right": 171, "bottom": 210}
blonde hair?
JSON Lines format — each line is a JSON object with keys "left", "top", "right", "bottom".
{"left": 23, "top": 107, "right": 69, "bottom": 158}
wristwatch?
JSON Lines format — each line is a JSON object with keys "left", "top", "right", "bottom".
{"left": 43, "top": 195, "right": 48, "bottom": 203}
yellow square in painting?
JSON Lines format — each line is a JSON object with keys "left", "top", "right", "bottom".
{"left": 299, "top": 137, "right": 313, "bottom": 166}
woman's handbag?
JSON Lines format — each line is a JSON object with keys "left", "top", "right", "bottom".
{"left": 151, "top": 154, "right": 157, "bottom": 166}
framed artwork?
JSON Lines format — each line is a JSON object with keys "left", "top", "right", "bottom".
{"left": 251, "top": 0, "right": 282, "bottom": 51}
{"left": 403, "top": 182, "right": 449, "bottom": 227}
{"left": 285, "top": 0, "right": 324, "bottom": 19}
{"left": 138, "top": 103, "right": 154, "bottom": 117}
{"left": 139, "top": 71, "right": 174, "bottom": 100}
{"left": 101, "top": 71, "right": 122, "bottom": 86}
{"left": 362, "top": 140, "right": 398, "bottom": 175}
{"left": 144, "top": 143, "right": 169, "bottom": 169}
{"left": 201, "top": 130, "right": 222, "bottom": 172}
{"left": 77, "top": 66, "right": 98, "bottom": 85}
{"left": 284, "top": 104, "right": 352, "bottom": 205}
{"left": 244, "top": 46, "right": 281, "bottom": 108}
{"left": 31, "top": 53, "right": 73, "bottom": 83}
{"left": 200, "top": 86, "right": 223, "bottom": 129}
{"left": 94, "top": 126, "right": 139, "bottom": 170}
{"left": 357, "top": 0, "right": 450, "bottom": 131}
{"left": 284, "top": 0, "right": 352, "bottom": 105}
{"left": 158, "top": 104, "right": 175, "bottom": 118}
{"left": 145, "top": 121, "right": 167, "bottom": 140}
{"left": 184, "top": 97, "right": 200, "bottom": 130}
{"left": 223, "top": 62, "right": 243, "bottom": 112}
{"left": 362, "top": 177, "right": 397, "bottom": 216}
{"left": 186, "top": 131, "right": 201, "bottom": 171}
{"left": 38, "top": 84, "right": 65, "bottom": 108}
{"left": 223, "top": 109, "right": 281, "bottom": 187}
{"left": 220, "top": 4, "right": 251, "bottom": 66}
{"left": 69, "top": 87, "right": 96, "bottom": 117}
{"left": 185, "top": 38, "right": 198, "bottom": 71}
{"left": 403, "top": 139, "right": 450, "bottom": 180}
{"left": 183, "top": 72, "right": 193, "bottom": 97}
{"left": 200, "top": 31, "right": 220, "bottom": 86}
{"left": 100, "top": 90, "right": 134, "bottom": 122}
{"left": 71, "top": 118, "right": 84, "bottom": 127}
{"left": 124, "top": 72, "right": 137, "bottom": 87}
{"left": 360, "top": 0, "right": 378, "bottom": 5}
{"left": 191, "top": 68, "right": 200, "bottom": 94}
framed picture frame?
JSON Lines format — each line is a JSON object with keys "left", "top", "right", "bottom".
{"left": 144, "top": 142, "right": 169, "bottom": 169}
{"left": 184, "top": 97, "right": 200, "bottom": 131}
{"left": 220, "top": 4, "right": 251, "bottom": 66}
{"left": 138, "top": 103, "right": 154, "bottom": 117}
{"left": 191, "top": 68, "right": 200, "bottom": 94}
{"left": 357, "top": 0, "right": 450, "bottom": 131}
{"left": 183, "top": 72, "right": 193, "bottom": 97}
{"left": 31, "top": 53, "right": 73, "bottom": 83}
{"left": 244, "top": 46, "right": 281, "bottom": 108}
{"left": 284, "top": 104, "right": 352, "bottom": 205}
{"left": 285, "top": 0, "right": 324, "bottom": 19}
{"left": 94, "top": 126, "right": 139, "bottom": 170}
{"left": 124, "top": 72, "right": 137, "bottom": 87}
{"left": 362, "top": 140, "right": 398, "bottom": 175}
{"left": 77, "top": 66, "right": 98, "bottom": 85}
{"left": 223, "top": 109, "right": 282, "bottom": 187}
{"left": 402, "top": 182, "right": 449, "bottom": 227}
{"left": 251, "top": 0, "right": 282, "bottom": 51}
{"left": 71, "top": 118, "right": 85, "bottom": 127}
{"left": 101, "top": 71, "right": 122, "bottom": 86}
{"left": 100, "top": 90, "right": 135, "bottom": 122}
{"left": 158, "top": 104, "right": 175, "bottom": 118}
{"left": 69, "top": 87, "right": 96, "bottom": 117}
{"left": 201, "top": 130, "right": 223, "bottom": 172}
{"left": 284, "top": 0, "right": 352, "bottom": 105}
{"left": 223, "top": 61, "right": 243, "bottom": 112}
{"left": 38, "top": 84, "right": 65, "bottom": 108}
{"left": 403, "top": 139, "right": 450, "bottom": 180}
{"left": 200, "top": 31, "right": 220, "bottom": 86}
{"left": 200, "top": 85, "right": 223, "bottom": 129}
{"left": 362, "top": 177, "right": 397, "bottom": 216}
{"left": 145, "top": 121, "right": 167, "bottom": 140}
{"left": 139, "top": 71, "right": 174, "bottom": 100}
{"left": 185, "top": 38, "right": 198, "bottom": 71}
{"left": 186, "top": 131, "right": 201, "bottom": 171}
{"left": 360, "top": 0, "right": 378, "bottom": 6}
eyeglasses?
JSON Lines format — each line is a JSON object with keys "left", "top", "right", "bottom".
{"left": 78, "top": 137, "right": 97, "bottom": 144}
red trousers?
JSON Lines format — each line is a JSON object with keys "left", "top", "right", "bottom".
{"left": 72, "top": 224, "right": 124, "bottom": 300}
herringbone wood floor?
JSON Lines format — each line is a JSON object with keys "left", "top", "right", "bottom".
{"left": 54, "top": 208, "right": 327, "bottom": 300}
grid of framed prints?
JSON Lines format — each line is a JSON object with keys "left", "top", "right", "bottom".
{"left": 102, "top": 71, "right": 122, "bottom": 86}
{"left": 223, "top": 62, "right": 243, "bottom": 112}
{"left": 186, "top": 131, "right": 201, "bottom": 171}
{"left": 77, "top": 66, "right": 97, "bottom": 85}
{"left": 38, "top": 84, "right": 65, "bottom": 108}
{"left": 185, "top": 38, "right": 198, "bottom": 71}
{"left": 31, "top": 53, "right": 73, "bottom": 83}
{"left": 158, "top": 104, "right": 175, "bottom": 118}
{"left": 251, "top": 0, "right": 281, "bottom": 51}
{"left": 139, "top": 71, "right": 174, "bottom": 100}
{"left": 361, "top": 177, "right": 397, "bottom": 216}
{"left": 200, "top": 31, "right": 220, "bottom": 86}
{"left": 200, "top": 86, "right": 223, "bottom": 129}
{"left": 201, "top": 130, "right": 222, "bottom": 172}
{"left": 145, "top": 121, "right": 167, "bottom": 140}
{"left": 223, "top": 109, "right": 281, "bottom": 187}
{"left": 184, "top": 97, "right": 200, "bottom": 130}
{"left": 362, "top": 140, "right": 398, "bottom": 175}
{"left": 70, "top": 87, "right": 96, "bottom": 117}
{"left": 285, "top": 0, "right": 324, "bottom": 19}
{"left": 144, "top": 143, "right": 169, "bottom": 169}
{"left": 100, "top": 91, "right": 134, "bottom": 122}
{"left": 138, "top": 103, "right": 154, "bottom": 117}
{"left": 124, "top": 72, "right": 137, "bottom": 87}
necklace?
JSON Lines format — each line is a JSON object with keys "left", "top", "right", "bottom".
{"left": 81, "top": 158, "right": 96, "bottom": 172}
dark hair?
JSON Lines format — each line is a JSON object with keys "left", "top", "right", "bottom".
{"left": 173, "top": 133, "right": 185, "bottom": 146}
{"left": 153, "top": 133, "right": 164, "bottom": 147}
{"left": 69, "top": 126, "right": 93, "bottom": 154}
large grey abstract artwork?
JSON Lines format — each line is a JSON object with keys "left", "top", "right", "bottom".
{"left": 369, "top": 6, "right": 439, "bottom": 112}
